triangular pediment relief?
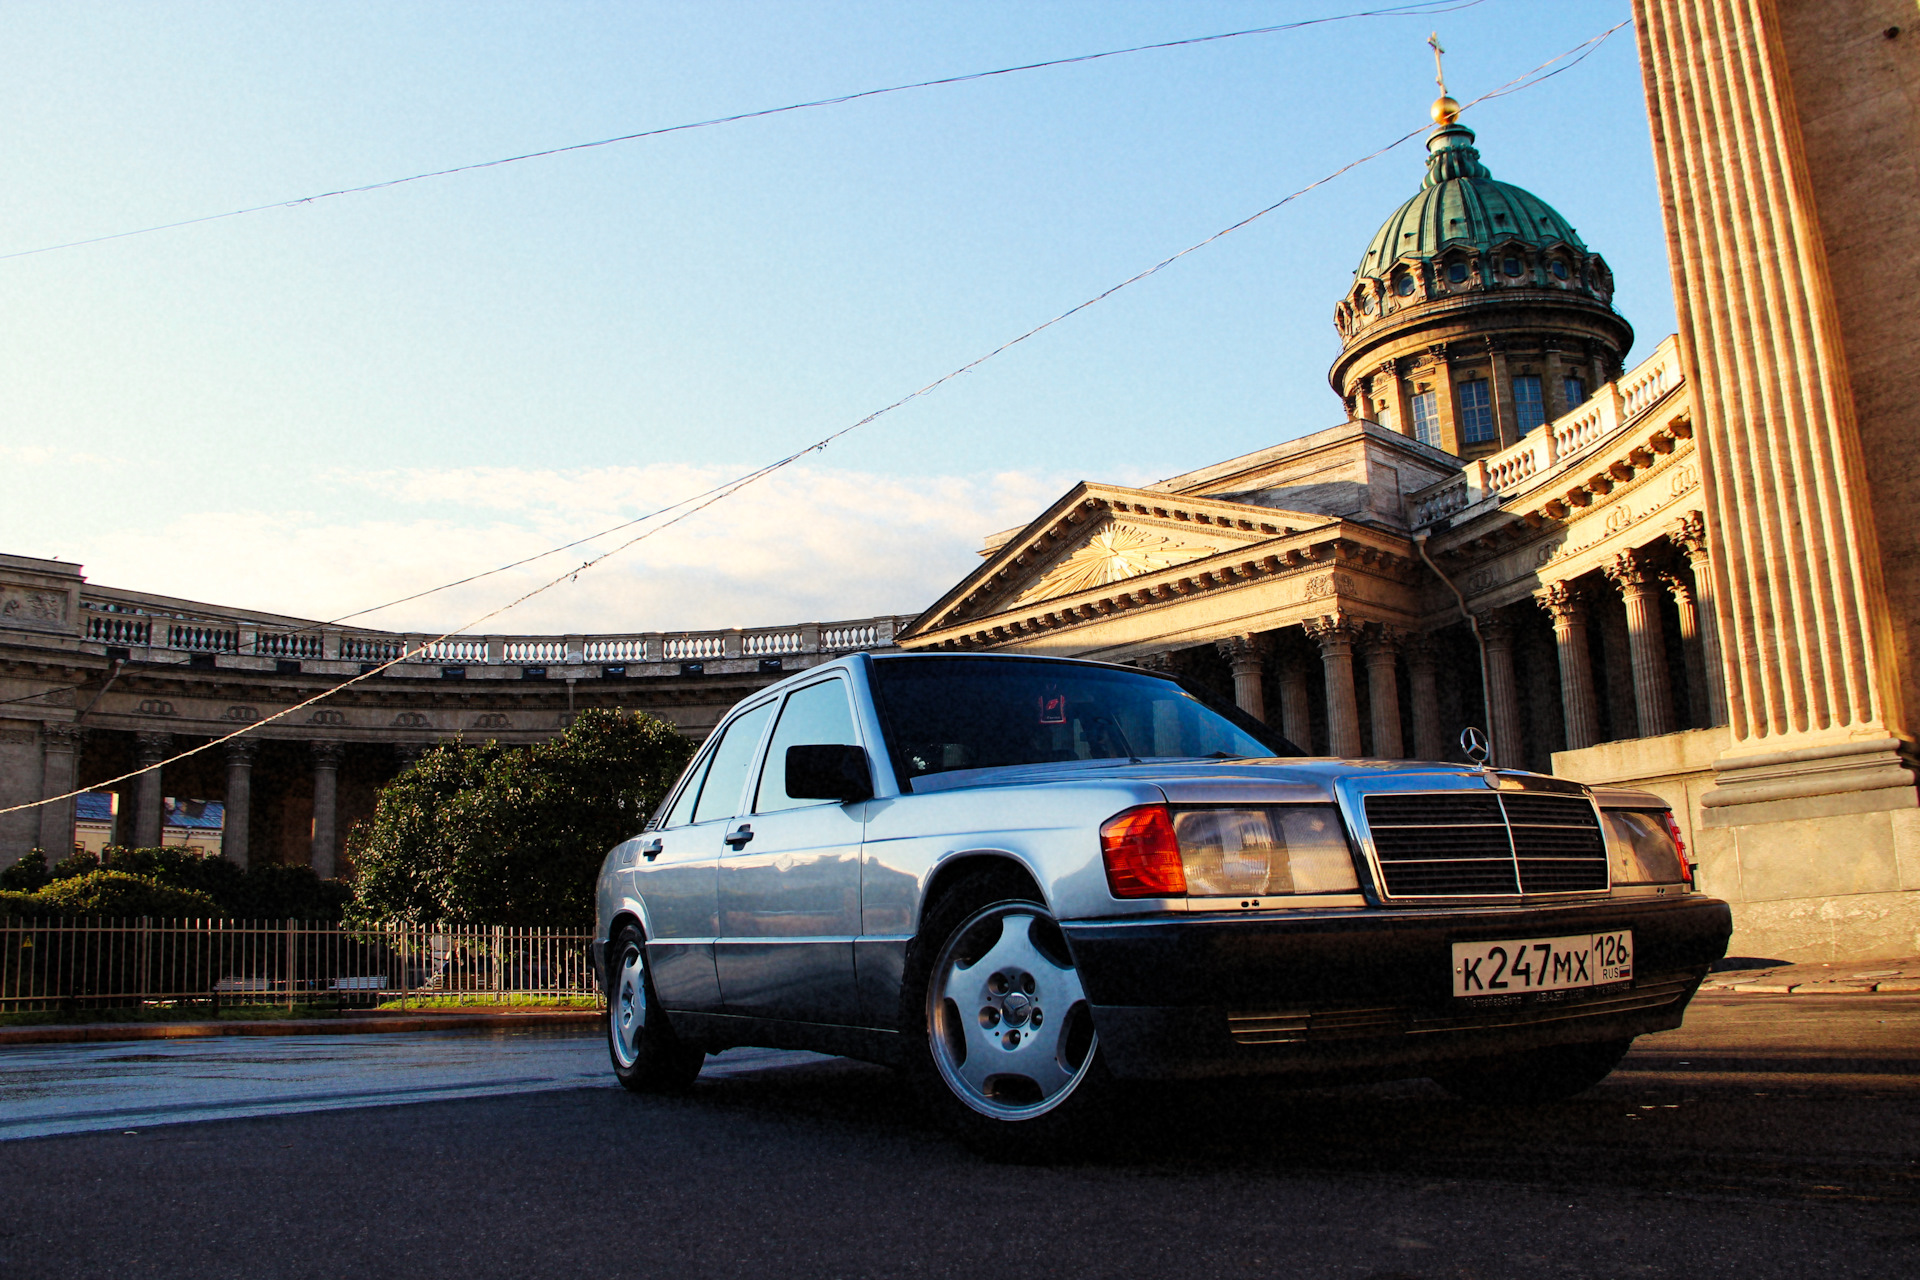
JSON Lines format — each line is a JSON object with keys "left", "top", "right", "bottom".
{"left": 1010, "top": 522, "right": 1224, "bottom": 605}
{"left": 899, "top": 481, "right": 1337, "bottom": 640}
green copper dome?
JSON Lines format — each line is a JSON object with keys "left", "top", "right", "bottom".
{"left": 1357, "top": 122, "right": 1585, "bottom": 279}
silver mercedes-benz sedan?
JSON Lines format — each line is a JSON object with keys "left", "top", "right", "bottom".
{"left": 594, "top": 652, "right": 1729, "bottom": 1156}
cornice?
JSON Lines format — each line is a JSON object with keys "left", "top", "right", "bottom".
{"left": 905, "top": 522, "right": 1420, "bottom": 651}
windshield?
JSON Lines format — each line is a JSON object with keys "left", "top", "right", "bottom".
{"left": 869, "top": 656, "right": 1297, "bottom": 787}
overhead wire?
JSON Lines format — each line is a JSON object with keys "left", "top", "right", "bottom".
{"left": 0, "top": 1, "right": 1483, "bottom": 263}
{"left": 0, "top": 17, "right": 1632, "bottom": 818}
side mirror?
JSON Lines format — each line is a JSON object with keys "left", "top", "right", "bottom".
{"left": 786, "top": 744, "right": 874, "bottom": 805}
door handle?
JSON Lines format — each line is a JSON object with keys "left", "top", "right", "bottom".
{"left": 639, "top": 838, "right": 663, "bottom": 862}
{"left": 723, "top": 823, "right": 754, "bottom": 850}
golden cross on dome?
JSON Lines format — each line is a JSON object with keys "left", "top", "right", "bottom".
{"left": 1427, "top": 32, "right": 1460, "bottom": 125}
{"left": 1428, "top": 31, "right": 1448, "bottom": 96}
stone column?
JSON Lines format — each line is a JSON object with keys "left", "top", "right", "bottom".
{"left": 1215, "top": 635, "right": 1269, "bottom": 723}
{"left": 1276, "top": 660, "right": 1313, "bottom": 752}
{"left": 1403, "top": 633, "right": 1446, "bottom": 761}
{"left": 1637, "top": 3, "right": 1920, "bottom": 841}
{"left": 1661, "top": 570, "right": 1709, "bottom": 731}
{"left": 1604, "top": 552, "right": 1676, "bottom": 739}
{"left": 1304, "top": 615, "right": 1363, "bottom": 758}
{"left": 1668, "top": 511, "right": 1727, "bottom": 728}
{"left": 1476, "top": 612, "right": 1525, "bottom": 768}
{"left": 37, "top": 724, "right": 81, "bottom": 857}
{"left": 133, "top": 732, "right": 170, "bottom": 848}
{"left": 1597, "top": 597, "right": 1637, "bottom": 742}
{"left": 223, "top": 738, "right": 259, "bottom": 870}
{"left": 1363, "top": 627, "right": 1404, "bottom": 758}
{"left": 1537, "top": 582, "right": 1600, "bottom": 752}
{"left": 310, "top": 742, "right": 344, "bottom": 879}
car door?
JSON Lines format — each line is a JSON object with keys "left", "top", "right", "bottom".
{"left": 635, "top": 698, "right": 776, "bottom": 1013}
{"left": 714, "top": 675, "right": 867, "bottom": 1025}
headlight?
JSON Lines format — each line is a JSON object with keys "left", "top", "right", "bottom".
{"left": 1602, "top": 809, "right": 1689, "bottom": 886}
{"left": 1101, "top": 804, "right": 1358, "bottom": 899}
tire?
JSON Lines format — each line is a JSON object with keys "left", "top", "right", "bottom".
{"left": 901, "top": 871, "right": 1110, "bottom": 1160}
{"left": 606, "top": 921, "right": 703, "bottom": 1093}
{"left": 1433, "top": 1036, "right": 1633, "bottom": 1104}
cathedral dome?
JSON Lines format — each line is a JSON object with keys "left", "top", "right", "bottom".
{"left": 1357, "top": 122, "right": 1588, "bottom": 281}
{"left": 1327, "top": 110, "right": 1632, "bottom": 460}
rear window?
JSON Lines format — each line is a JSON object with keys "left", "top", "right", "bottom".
{"left": 869, "top": 657, "right": 1295, "bottom": 787}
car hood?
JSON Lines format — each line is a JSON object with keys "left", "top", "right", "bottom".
{"left": 899, "top": 756, "right": 1577, "bottom": 801}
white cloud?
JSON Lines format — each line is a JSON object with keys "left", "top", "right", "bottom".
{"left": 75, "top": 463, "right": 1077, "bottom": 636}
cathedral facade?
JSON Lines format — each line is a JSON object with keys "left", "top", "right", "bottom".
{"left": 899, "top": 2, "right": 1920, "bottom": 963}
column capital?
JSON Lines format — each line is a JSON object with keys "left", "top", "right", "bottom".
{"left": 1601, "top": 549, "right": 1657, "bottom": 594}
{"left": 134, "top": 731, "right": 172, "bottom": 765}
{"left": 1303, "top": 613, "right": 1358, "bottom": 651}
{"left": 1131, "top": 651, "right": 1175, "bottom": 673}
{"left": 1534, "top": 580, "right": 1587, "bottom": 623}
{"left": 1215, "top": 634, "right": 1270, "bottom": 666}
{"left": 42, "top": 722, "right": 84, "bottom": 752}
{"left": 1401, "top": 630, "right": 1439, "bottom": 669}
{"left": 224, "top": 736, "right": 261, "bottom": 766}
{"left": 1667, "top": 509, "right": 1710, "bottom": 561}
{"left": 311, "top": 741, "right": 345, "bottom": 769}
{"left": 1362, "top": 623, "right": 1402, "bottom": 657}
{"left": 1659, "top": 570, "right": 1694, "bottom": 607}
{"left": 1473, "top": 610, "right": 1516, "bottom": 648}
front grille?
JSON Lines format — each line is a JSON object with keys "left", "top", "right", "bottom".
{"left": 1363, "top": 791, "right": 1607, "bottom": 898}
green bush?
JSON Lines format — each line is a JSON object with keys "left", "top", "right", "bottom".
{"left": 346, "top": 707, "right": 693, "bottom": 927}
{"left": 51, "top": 850, "right": 98, "bottom": 880}
{"left": 0, "top": 850, "right": 51, "bottom": 891}
{"left": 27, "top": 870, "right": 222, "bottom": 919}
{"left": 75, "top": 848, "right": 350, "bottom": 922}
{"left": 1, "top": 888, "right": 41, "bottom": 916}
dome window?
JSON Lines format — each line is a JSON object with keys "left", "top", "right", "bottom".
{"left": 1550, "top": 260, "right": 1570, "bottom": 280}
{"left": 1361, "top": 293, "right": 1377, "bottom": 315}
{"left": 1502, "top": 256, "right": 1523, "bottom": 276}
{"left": 1394, "top": 274, "right": 1416, "bottom": 296}
{"left": 1447, "top": 261, "right": 1470, "bottom": 284}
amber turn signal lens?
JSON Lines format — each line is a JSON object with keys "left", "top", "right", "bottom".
{"left": 1101, "top": 804, "right": 1187, "bottom": 898}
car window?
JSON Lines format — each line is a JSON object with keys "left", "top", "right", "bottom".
{"left": 868, "top": 656, "right": 1293, "bottom": 786}
{"left": 691, "top": 700, "right": 776, "bottom": 825}
{"left": 754, "top": 678, "right": 860, "bottom": 813}
{"left": 659, "top": 743, "right": 718, "bottom": 829}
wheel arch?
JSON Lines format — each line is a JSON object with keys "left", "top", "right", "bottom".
{"left": 921, "top": 851, "right": 1047, "bottom": 930}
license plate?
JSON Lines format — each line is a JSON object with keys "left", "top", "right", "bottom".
{"left": 1451, "top": 931, "right": 1632, "bottom": 999}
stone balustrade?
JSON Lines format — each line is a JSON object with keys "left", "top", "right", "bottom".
{"left": 73, "top": 591, "right": 913, "bottom": 675}
{"left": 1404, "top": 336, "right": 1683, "bottom": 528}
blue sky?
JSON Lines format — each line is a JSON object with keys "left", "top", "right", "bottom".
{"left": 0, "top": 0, "right": 1668, "bottom": 635}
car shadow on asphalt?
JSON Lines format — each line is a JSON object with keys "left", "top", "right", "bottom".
{"left": 653, "top": 1048, "right": 1920, "bottom": 1206}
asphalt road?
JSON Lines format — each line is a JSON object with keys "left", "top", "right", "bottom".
{"left": 2, "top": 994, "right": 1915, "bottom": 1279}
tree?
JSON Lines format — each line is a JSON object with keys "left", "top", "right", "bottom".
{"left": 345, "top": 708, "right": 693, "bottom": 928}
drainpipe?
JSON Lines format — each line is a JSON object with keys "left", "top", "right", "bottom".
{"left": 1414, "top": 531, "right": 1497, "bottom": 766}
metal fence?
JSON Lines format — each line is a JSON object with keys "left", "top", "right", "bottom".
{"left": 0, "top": 918, "right": 602, "bottom": 1013}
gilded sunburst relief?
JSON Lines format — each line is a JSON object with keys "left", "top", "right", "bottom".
{"left": 1013, "top": 523, "right": 1220, "bottom": 605}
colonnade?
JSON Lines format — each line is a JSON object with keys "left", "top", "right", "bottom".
{"left": 1169, "top": 524, "right": 1723, "bottom": 767}
{"left": 28, "top": 730, "right": 404, "bottom": 876}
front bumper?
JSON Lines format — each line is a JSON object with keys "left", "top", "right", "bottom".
{"left": 1062, "top": 895, "right": 1731, "bottom": 1081}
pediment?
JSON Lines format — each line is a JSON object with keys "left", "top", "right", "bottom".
{"left": 1008, "top": 521, "right": 1228, "bottom": 606}
{"left": 900, "top": 481, "right": 1333, "bottom": 639}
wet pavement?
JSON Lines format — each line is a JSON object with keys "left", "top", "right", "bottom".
{"left": 0, "top": 1027, "right": 822, "bottom": 1140}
